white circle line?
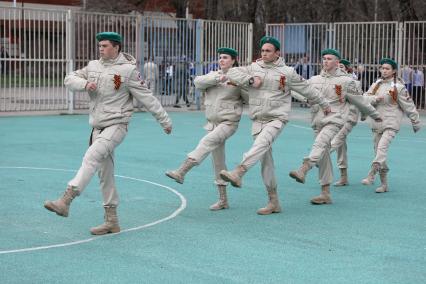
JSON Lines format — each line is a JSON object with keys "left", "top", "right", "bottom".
{"left": 0, "top": 167, "right": 186, "bottom": 255}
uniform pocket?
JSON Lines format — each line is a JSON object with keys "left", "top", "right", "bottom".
{"left": 103, "top": 106, "right": 122, "bottom": 114}
{"left": 99, "top": 124, "right": 128, "bottom": 144}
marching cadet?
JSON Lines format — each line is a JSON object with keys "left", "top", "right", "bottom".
{"left": 165, "top": 47, "right": 245, "bottom": 211}
{"left": 289, "top": 49, "right": 382, "bottom": 205}
{"left": 330, "top": 59, "right": 362, "bottom": 186}
{"left": 219, "top": 36, "right": 330, "bottom": 215}
{"left": 361, "top": 58, "right": 421, "bottom": 193}
{"left": 44, "top": 32, "right": 172, "bottom": 234}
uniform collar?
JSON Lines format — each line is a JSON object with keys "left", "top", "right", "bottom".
{"left": 320, "top": 68, "right": 346, "bottom": 78}
{"left": 256, "top": 57, "right": 285, "bottom": 68}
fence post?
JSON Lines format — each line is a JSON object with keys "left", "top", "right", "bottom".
{"left": 397, "top": 22, "right": 404, "bottom": 76}
{"left": 328, "top": 23, "right": 336, "bottom": 48}
{"left": 195, "top": 19, "right": 203, "bottom": 110}
{"left": 248, "top": 23, "right": 253, "bottom": 62}
{"left": 137, "top": 14, "right": 144, "bottom": 74}
{"left": 66, "top": 10, "right": 75, "bottom": 114}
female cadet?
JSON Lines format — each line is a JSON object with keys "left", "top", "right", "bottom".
{"left": 165, "top": 47, "right": 245, "bottom": 210}
{"left": 362, "top": 58, "right": 421, "bottom": 193}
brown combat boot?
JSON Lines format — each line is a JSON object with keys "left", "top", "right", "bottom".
{"left": 44, "top": 186, "right": 80, "bottom": 217}
{"left": 289, "top": 160, "right": 312, "bottom": 184}
{"left": 165, "top": 158, "right": 197, "bottom": 184}
{"left": 219, "top": 165, "right": 247, "bottom": 188}
{"left": 375, "top": 170, "right": 388, "bottom": 193}
{"left": 361, "top": 163, "right": 379, "bottom": 185}
{"left": 209, "top": 185, "right": 229, "bottom": 211}
{"left": 257, "top": 188, "right": 282, "bottom": 215}
{"left": 90, "top": 206, "right": 120, "bottom": 235}
{"left": 334, "top": 168, "right": 349, "bottom": 186}
{"left": 311, "top": 184, "right": 332, "bottom": 205}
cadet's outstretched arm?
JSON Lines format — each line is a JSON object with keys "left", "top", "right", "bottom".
{"left": 226, "top": 66, "right": 253, "bottom": 87}
{"left": 127, "top": 69, "right": 172, "bottom": 132}
{"left": 64, "top": 67, "right": 89, "bottom": 91}
{"left": 346, "top": 80, "right": 381, "bottom": 121}
{"left": 287, "top": 69, "right": 330, "bottom": 112}
{"left": 397, "top": 87, "right": 421, "bottom": 132}
{"left": 193, "top": 71, "right": 220, "bottom": 91}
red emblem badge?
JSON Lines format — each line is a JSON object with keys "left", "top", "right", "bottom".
{"left": 335, "top": 84, "right": 343, "bottom": 103}
{"left": 113, "top": 74, "right": 121, "bottom": 90}
{"left": 279, "top": 75, "right": 286, "bottom": 90}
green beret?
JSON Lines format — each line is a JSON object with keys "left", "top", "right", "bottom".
{"left": 259, "top": 36, "right": 280, "bottom": 50}
{"left": 340, "top": 59, "right": 351, "bottom": 67}
{"left": 96, "top": 32, "right": 122, "bottom": 43}
{"left": 321, "top": 48, "right": 341, "bottom": 59}
{"left": 217, "top": 47, "right": 238, "bottom": 58}
{"left": 379, "top": 58, "right": 398, "bottom": 69}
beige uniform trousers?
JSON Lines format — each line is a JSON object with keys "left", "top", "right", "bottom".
{"left": 306, "top": 123, "right": 341, "bottom": 185}
{"left": 68, "top": 124, "right": 128, "bottom": 207}
{"left": 330, "top": 122, "right": 355, "bottom": 169}
{"left": 372, "top": 129, "right": 396, "bottom": 172}
{"left": 241, "top": 120, "right": 285, "bottom": 190}
{"left": 188, "top": 123, "right": 238, "bottom": 185}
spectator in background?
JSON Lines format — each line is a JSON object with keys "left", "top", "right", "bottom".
{"left": 402, "top": 65, "right": 413, "bottom": 94}
{"left": 412, "top": 67, "right": 425, "bottom": 109}
{"left": 164, "top": 62, "right": 174, "bottom": 96}
{"left": 143, "top": 57, "right": 159, "bottom": 96}
{"left": 173, "top": 59, "right": 190, "bottom": 108}
{"left": 1, "top": 45, "right": 10, "bottom": 74}
{"left": 294, "top": 55, "right": 313, "bottom": 108}
{"left": 294, "top": 55, "right": 314, "bottom": 80}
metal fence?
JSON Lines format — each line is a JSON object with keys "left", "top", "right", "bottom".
{"left": 0, "top": 6, "right": 253, "bottom": 112}
{"left": 266, "top": 22, "right": 426, "bottom": 110}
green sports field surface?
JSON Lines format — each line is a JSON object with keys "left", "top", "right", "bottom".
{"left": 1, "top": 108, "right": 425, "bottom": 283}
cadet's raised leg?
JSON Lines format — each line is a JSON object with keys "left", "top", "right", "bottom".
{"left": 165, "top": 158, "right": 197, "bottom": 184}
{"left": 44, "top": 125, "right": 126, "bottom": 217}
{"left": 166, "top": 123, "right": 236, "bottom": 184}
{"left": 290, "top": 124, "right": 340, "bottom": 184}
{"left": 68, "top": 125, "right": 127, "bottom": 194}
{"left": 44, "top": 186, "right": 80, "bottom": 217}
{"left": 220, "top": 121, "right": 283, "bottom": 188}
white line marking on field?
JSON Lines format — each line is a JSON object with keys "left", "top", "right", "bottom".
{"left": 0, "top": 166, "right": 186, "bottom": 255}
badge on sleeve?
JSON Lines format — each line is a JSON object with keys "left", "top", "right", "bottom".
{"left": 113, "top": 74, "right": 121, "bottom": 90}
{"left": 136, "top": 71, "right": 146, "bottom": 86}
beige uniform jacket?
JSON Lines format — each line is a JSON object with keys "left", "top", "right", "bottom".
{"left": 227, "top": 58, "right": 329, "bottom": 125}
{"left": 345, "top": 79, "right": 362, "bottom": 125}
{"left": 309, "top": 69, "right": 380, "bottom": 130}
{"left": 363, "top": 78, "right": 420, "bottom": 132}
{"left": 64, "top": 52, "right": 171, "bottom": 130}
{"left": 194, "top": 70, "right": 244, "bottom": 129}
